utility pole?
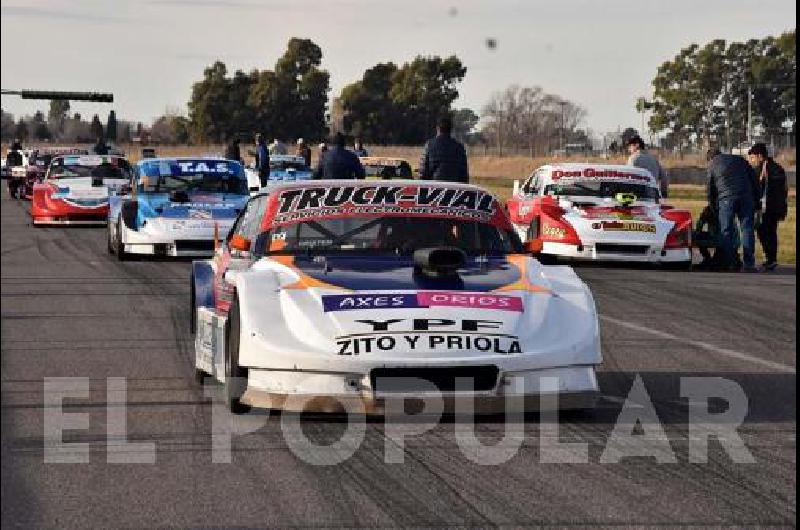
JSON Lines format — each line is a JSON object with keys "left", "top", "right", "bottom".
{"left": 559, "top": 100, "right": 567, "bottom": 152}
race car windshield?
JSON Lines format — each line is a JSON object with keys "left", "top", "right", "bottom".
{"left": 544, "top": 181, "right": 659, "bottom": 201}
{"left": 49, "top": 162, "right": 132, "bottom": 180}
{"left": 257, "top": 216, "right": 523, "bottom": 257}
{"left": 142, "top": 173, "right": 248, "bottom": 194}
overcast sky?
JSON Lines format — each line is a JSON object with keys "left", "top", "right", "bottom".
{"left": 0, "top": 0, "right": 795, "bottom": 136}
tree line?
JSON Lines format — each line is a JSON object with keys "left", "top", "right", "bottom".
{"left": 646, "top": 29, "right": 795, "bottom": 149}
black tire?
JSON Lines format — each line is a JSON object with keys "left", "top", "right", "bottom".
{"left": 107, "top": 224, "right": 115, "bottom": 255}
{"left": 663, "top": 260, "right": 692, "bottom": 271}
{"left": 115, "top": 220, "right": 129, "bottom": 261}
{"left": 537, "top": 253, "right": 558, "bottom": 265}
{"left": 224, "top": 297, "right": 250, "bottom": 414}
{"left": 189, "top": 276, "right": 197, "bottom": 335}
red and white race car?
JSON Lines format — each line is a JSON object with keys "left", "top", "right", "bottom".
{"left": 31, "top": 154, "right": 131, "bottom": 226}
{"left": 506, "top": 164, "right": 692, "bottom": 268}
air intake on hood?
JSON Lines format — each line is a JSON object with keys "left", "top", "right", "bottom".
{"left": 413, "top": 247, "right": 466, "bottom": 277}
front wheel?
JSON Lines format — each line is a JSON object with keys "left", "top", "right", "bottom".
{"left": 224, "top": 297, "right": 250, "bottom": 414}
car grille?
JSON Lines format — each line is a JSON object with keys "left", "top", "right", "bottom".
{"left": 175, "top": 240, "right": 215, "bottom": 252}
{"left": 595, "top": 243, "right": 650, "bottom": 255}
{"left": 371, "top": 366, "right": 499, "bottom": 393}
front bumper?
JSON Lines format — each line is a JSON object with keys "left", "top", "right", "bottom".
{"left": 121, "top": 219, "right": 235, "bottom": 257}
{"left": 542, "top": 241, "right": 691, "bottom": 263}
{"left": 241, "top": 366, "right": 600, "bottom": 413}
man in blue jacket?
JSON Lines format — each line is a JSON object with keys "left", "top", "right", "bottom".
{"left": 706, "top": 148, "right": 761, "bottom": 272}
{"left": 419, "top": 114, "right": 469, "bottom": 183}
{"left": 314, "top": 133, "right": 365, "bottom": 180}
{"left": 254, "top": 133, "right": 270, "bottom": 187}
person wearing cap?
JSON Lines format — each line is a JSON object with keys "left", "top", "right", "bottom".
{"left": 625, "top": 135, "right": 669, "bottom": 198}
{"left": 254, "top": 133, "right": 270, "bottom": 187}
{"left": 313, "top": 133, "right": 365, "bottom": 180}
{"left": 748, "top": 143, "right": 788, "bottom": 272}
{"left": 296, "top": 138, "right": 312, "bottom": 168}
{"left": 419, "top": 114, "right": 469, "bottom": 183}
{"left": 706, "top": 148, "right": 761, "bottom": 272}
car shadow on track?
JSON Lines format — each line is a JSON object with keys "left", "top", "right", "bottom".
{"left": 207, "top": 371, "right": 795, "bottom": 426}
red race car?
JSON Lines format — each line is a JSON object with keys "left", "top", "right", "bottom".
{"left": 11, "top": 147, "right": 89, "bottom": 200}
{"left": 31, "top": 154, "right": 131, "bottom": 226}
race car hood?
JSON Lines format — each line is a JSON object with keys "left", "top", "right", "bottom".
{"left": 234, "top": 255, "right": 600, "bottom": 366}
{"left": 45, "top": 177, "right": 126, "bottom": 207}
{"left": 137, "top": 192, "right": 248, "bottom": 223}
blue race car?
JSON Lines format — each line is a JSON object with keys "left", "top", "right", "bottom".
{"left": 244, "top": 154, "right": 313, "bottom": 193}
{"left": 107, "top": 157, "right": 249, "bottom": 259}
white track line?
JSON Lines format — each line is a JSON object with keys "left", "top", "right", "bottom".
{"left": 600, "top": 315, "right": 797, "bottom": 374}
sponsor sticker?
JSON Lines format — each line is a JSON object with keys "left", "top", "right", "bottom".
{"left": 321, "top": 292, "right": 523, "bottom": 312}
{"left": 334, "top": 318, "right": 522, "bottom": 356}
{"left": 593, "top": 221, "right": 656, "bottom": 233}
{"left": 273, "top": 185, "right": 497, "bottom": 225}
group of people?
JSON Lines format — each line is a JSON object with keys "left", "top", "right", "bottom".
{"left": 621, "top": 134, "right": 789, "bottom": 273}
{"left": 705, "top": 144, "right": 788, "bottom": 272}
{"left": 224, "top": 114, "right": 471, "bottom": 187}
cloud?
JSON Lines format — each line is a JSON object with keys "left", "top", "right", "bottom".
{"left": 0, "top": 5, "right": 126, "bottom": 23}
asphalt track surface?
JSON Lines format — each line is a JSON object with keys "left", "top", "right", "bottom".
{"left": 1, "top": 188, "right": 796, "bottom": 528}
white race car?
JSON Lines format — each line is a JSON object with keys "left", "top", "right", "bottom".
{"left": 107, "top": 157, "right": 249, "bottom": 259}
{"left": 191, "top": 180, "right": 602, "bottom": 414}
{"left": 507, "top": 163, "right": 693, "bottom": 268}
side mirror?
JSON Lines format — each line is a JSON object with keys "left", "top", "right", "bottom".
{"left": 524, "top": 238, "right": 543, "bottom": 255}
{"left": 229, "top": 233, "right": 251, "bottom": 253}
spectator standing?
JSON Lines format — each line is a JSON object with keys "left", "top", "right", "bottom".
{"left": 748, "top": 143, "right": 789, "bottom": 272}
{"left": 6, "top": 139, "right": 23, "bottom": 167}
{"left": 296, "top": 139, "right": 312, "bottom": 167}
{"left": 313, "top": 133, "right": 365, "bottom": 180}
{"left": 706, "top": 148, "right": 761, "bottom": 272}
{"left": 225, "top": 138, "right": 242, "bottom": 164}
{"left": 624, "top": 135, "right": 669, "bottom": 198}
{"left": 269, "top": 138, "right": 288, "bottom": 155}
{"left": 255, "top": 134, "right": 270, "bottom": 187}
{"left": 419, "top": 115, "right": 469, "bottom": 183}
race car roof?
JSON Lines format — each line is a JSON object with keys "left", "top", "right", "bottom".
{"left": 270, "top": 154, "right": 306, "bottom": 163}
{"left": 359, "top": 156, "right": 410, "bottom": 167}
{"left": 55, "top": 154, "right": 127, "bottom": 166}
{"left": 536, "top": 163, "right": 656, "bottom": 186}
{"left": 136, "top": 157, "right": 245, "bottom": 178}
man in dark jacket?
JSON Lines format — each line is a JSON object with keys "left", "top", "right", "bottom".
{"left": 419, "top": 115, "right": 469, "bottom": 183}
{"left": 255, "top": 134, "right": 270, "bottom": 187}
{"left": 314, "top": 133, "right": 365, "bottom": 180}
{"left": 748, "top": 143, "right": 788, "bottom": 271}
{"left": 706, "top": 148, "right": 761, "bottom": 272}
{"left": 225, "top": 138, "right": 242, "bottom": 164}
